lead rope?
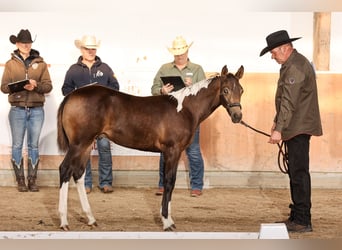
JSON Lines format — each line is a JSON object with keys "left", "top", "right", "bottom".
{"left": 240, "top": 120, "right": 288, "bottom": 174}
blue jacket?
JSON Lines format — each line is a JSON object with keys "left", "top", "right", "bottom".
{"left": 62, "top": 56, "right": 119, "bottom": 96}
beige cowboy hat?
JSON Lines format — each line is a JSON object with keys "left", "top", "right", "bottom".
{"left": 168, "top": 36, "right": 193, "bottom": 56}
{"left": 75, "top": 35, "right": 101, "bottom": 49}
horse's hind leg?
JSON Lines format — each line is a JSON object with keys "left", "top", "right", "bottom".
{"left": 59, "top": 181, "right": 70, "bottom": 230}
{"left": 58, "top": 145, "right": 94, "bottom": 230}
{"left": 75, "top": 171, "right": 97, "bottom": 227}
{"left": 58, "top": 155, "right": 72, "bottom": 230}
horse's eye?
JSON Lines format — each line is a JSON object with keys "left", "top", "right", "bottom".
{"left": 223, "top": 88, "right": 230, "bottom": 94}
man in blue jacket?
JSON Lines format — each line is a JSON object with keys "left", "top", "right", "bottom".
{"left": 62, "top": 35, "right": 120, "bottom": 194}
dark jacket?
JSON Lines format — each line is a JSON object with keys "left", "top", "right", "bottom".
{"left": 62, "top": 56, "right": 119, "bottom": 96}
{"left": 1, "top": 49, "right": 52, "bottom": 107}
{"left": 274, "top": 49, "right": 323, "bottom": 140}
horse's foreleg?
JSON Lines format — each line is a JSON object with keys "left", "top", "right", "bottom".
{"left": 75, "top": 172, "right": 97, "bottom": 228}
{"left": 59, "top": 181, "right": 70, "bottom": 231}
{"left": 160, "top": 155, "right": 179, "bottom": 231}
{"left": 160, "top": 202, "right": 175, "bottom": 231}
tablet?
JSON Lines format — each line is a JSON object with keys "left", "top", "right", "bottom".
{"left": 8, "top": 79, "right": 30, "bottom": 93}
{"left": 160, "top": 76, "right": 185, "bottom": 91}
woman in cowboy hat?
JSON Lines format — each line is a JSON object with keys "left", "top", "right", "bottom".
{"left": 62, "top": 35, "right": 120, "bottom": 194}
{"left": 1, "top": 29, "right": 53, "bottom": 192}
{"left": 260, "top": 30, "right": 322, "bottom": 233}
{"left": 151, "top": 36, "right": 206, "bottom": 197}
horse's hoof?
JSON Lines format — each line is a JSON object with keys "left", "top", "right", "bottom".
{"left": 164, "top": 224, "right": 176, "bottom": 231}
{"left": 88, "top": 221, "right": 98, "bottom": 229}
{"left": 60, "top": 225, "right": 70, "bottom": 231}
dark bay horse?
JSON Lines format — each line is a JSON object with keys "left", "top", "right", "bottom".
{"left": 57, "top": 65, "right": 244, "bottom": 231}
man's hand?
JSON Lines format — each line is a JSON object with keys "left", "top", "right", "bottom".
{"left": 269, "top": 130, "right": 282, "bottom": 144}
{"left": 160, "top": 83, "right": 174, "bottom": 95}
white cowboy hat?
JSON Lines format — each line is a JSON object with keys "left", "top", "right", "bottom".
{"left": 75, "top": 35, "right": 101, "bottom": 49}
{"left": 167, "top": 36, "right": 193, "bottom": 56}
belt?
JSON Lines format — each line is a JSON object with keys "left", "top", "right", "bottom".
{"left": 13, "top": 106, "right": 39, "bottom": 110}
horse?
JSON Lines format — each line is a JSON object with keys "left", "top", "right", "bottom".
{"left": 57, "top": 65, "right": 244, "bottom": 231}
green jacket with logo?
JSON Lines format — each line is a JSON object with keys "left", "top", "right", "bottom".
{"left": 274, "top": 49, "right": 323, "bottom": 140}
{"left": 151, "top": 60, "right": 205, "bottom": 96}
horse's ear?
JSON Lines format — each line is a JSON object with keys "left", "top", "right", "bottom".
{"left": 235, "top": 65, "right": 244, "bottom": 79}
{"left": 221, "top": 65, "right": 228, "bottom": 76}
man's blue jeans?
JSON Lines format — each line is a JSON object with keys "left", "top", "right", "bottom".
{"left": 158, "top": 127, "right": 204, "bottom": 191}
{"left": 85, "top": 137, "right": 113, "bottom": 189}
{"left": 9, "top": 106, "right": 44, "bottom": 166}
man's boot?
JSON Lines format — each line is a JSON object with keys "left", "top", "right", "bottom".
{"left": 11, "top": 159, "right": 28, "bottom": 192}
{"left": 27, "top": 159, "right": 39, "bottom": 192}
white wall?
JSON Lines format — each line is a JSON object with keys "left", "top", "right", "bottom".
{"left": 0, "top": 2, "right": 341, "bottom": 156}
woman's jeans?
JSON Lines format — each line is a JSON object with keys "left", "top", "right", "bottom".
{"left": 158, "top": 127, "right": 204, "bottom": 191}
{"left": 9, "top": 106, "right": 44, "bottom": 166}
{"left": 85, "top": 137, "right": 113, "bottom": 189}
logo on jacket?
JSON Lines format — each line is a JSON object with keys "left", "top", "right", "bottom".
{"left": 94, "top": 70, "right": 104, "bottom": 78}
{"left": 32, "top": 63, "right": 38, "bottom": 70}
{"left": 288, "top": 77, "right": 295, "bottom": 84}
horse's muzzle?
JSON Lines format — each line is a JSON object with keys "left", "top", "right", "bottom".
{"left": 226, "top": 103, "right": 242, "bottom": 123}
{"left": 231, "top": 111, "right": 242, "bottom": 123}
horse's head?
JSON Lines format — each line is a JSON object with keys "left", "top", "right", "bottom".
{"left": 219, "top": 65, "right": 244, "bottom": 123}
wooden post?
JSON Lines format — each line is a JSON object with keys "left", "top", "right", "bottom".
{"left": 313, "top": 12, "right": 331, "bottom": 71}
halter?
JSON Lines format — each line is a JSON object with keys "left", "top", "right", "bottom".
{"left": 220, "top": 93, "right": 242, "bottom": 116}
{"left": 225, "top": 102, "right": 242, "bottom": 116}
{"left": 219, "top": 75, "right": 242, "bottom": 113}
{"left": 227, "top": 102, "right": 242, "bottom": 109}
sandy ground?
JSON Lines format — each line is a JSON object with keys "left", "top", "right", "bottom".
{"left": 0, "top": 186, "right": 341, "bottom": 239}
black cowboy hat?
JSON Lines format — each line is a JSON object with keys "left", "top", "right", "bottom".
{"left": 259, "top": 30, "right": 301, "bottom": 56}
{"left": 9, "top": 29, "right": 34, "bottom": 44}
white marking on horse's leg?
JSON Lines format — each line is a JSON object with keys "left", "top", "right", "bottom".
{"left": 161, "top": 202, "right": 175, "bottom": 230}
{"left": 76, "top": 172, "right": 96, "bottom": 226}
{"left": 59, "top": 182, "right": 69, "bottom": 229}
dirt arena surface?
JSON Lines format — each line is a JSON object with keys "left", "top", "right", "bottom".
{"left": 0, "top": 186, "right": 341, "bottom": 239}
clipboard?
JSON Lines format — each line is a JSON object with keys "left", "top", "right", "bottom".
{"left": 160, "top": 76, "right": 185, "bottom": 91}
{"left": 8, "top": 79, "right": 30, "bottom": 93}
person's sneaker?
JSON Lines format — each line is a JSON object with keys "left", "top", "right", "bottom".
{"left": 100, "top": 185, "right": 113, "bottom": 193}
{"left": 155, "top": 187, "right": 164, "bottom": 196}
{"left": 190, "top": 189, "right": 202, "bottom": 197}
{"left": 85, "top": 187, "right": 92, "bottom": 194}
{"left": 286, "top": 221, "right": 313, "bottom": 233}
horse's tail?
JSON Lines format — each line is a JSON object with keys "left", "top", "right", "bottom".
{"left": 57, "top": 97, "right": 69, "bottom": 152}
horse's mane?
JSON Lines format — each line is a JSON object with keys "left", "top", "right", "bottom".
{"left": 169, "top": 78, "right": 213, "bottom": 112}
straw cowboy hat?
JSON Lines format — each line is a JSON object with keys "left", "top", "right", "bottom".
{"left": 168, "top": 36, "right": 193, "bottom": 56}
{"left": 75, "top": 35, "right": 101, "bottom": 49}
{"left": 260, "top": 30, "right": 301, "bottom": 56}
{"left": 9, "top": 29, "right": 34, "bottom": 44}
